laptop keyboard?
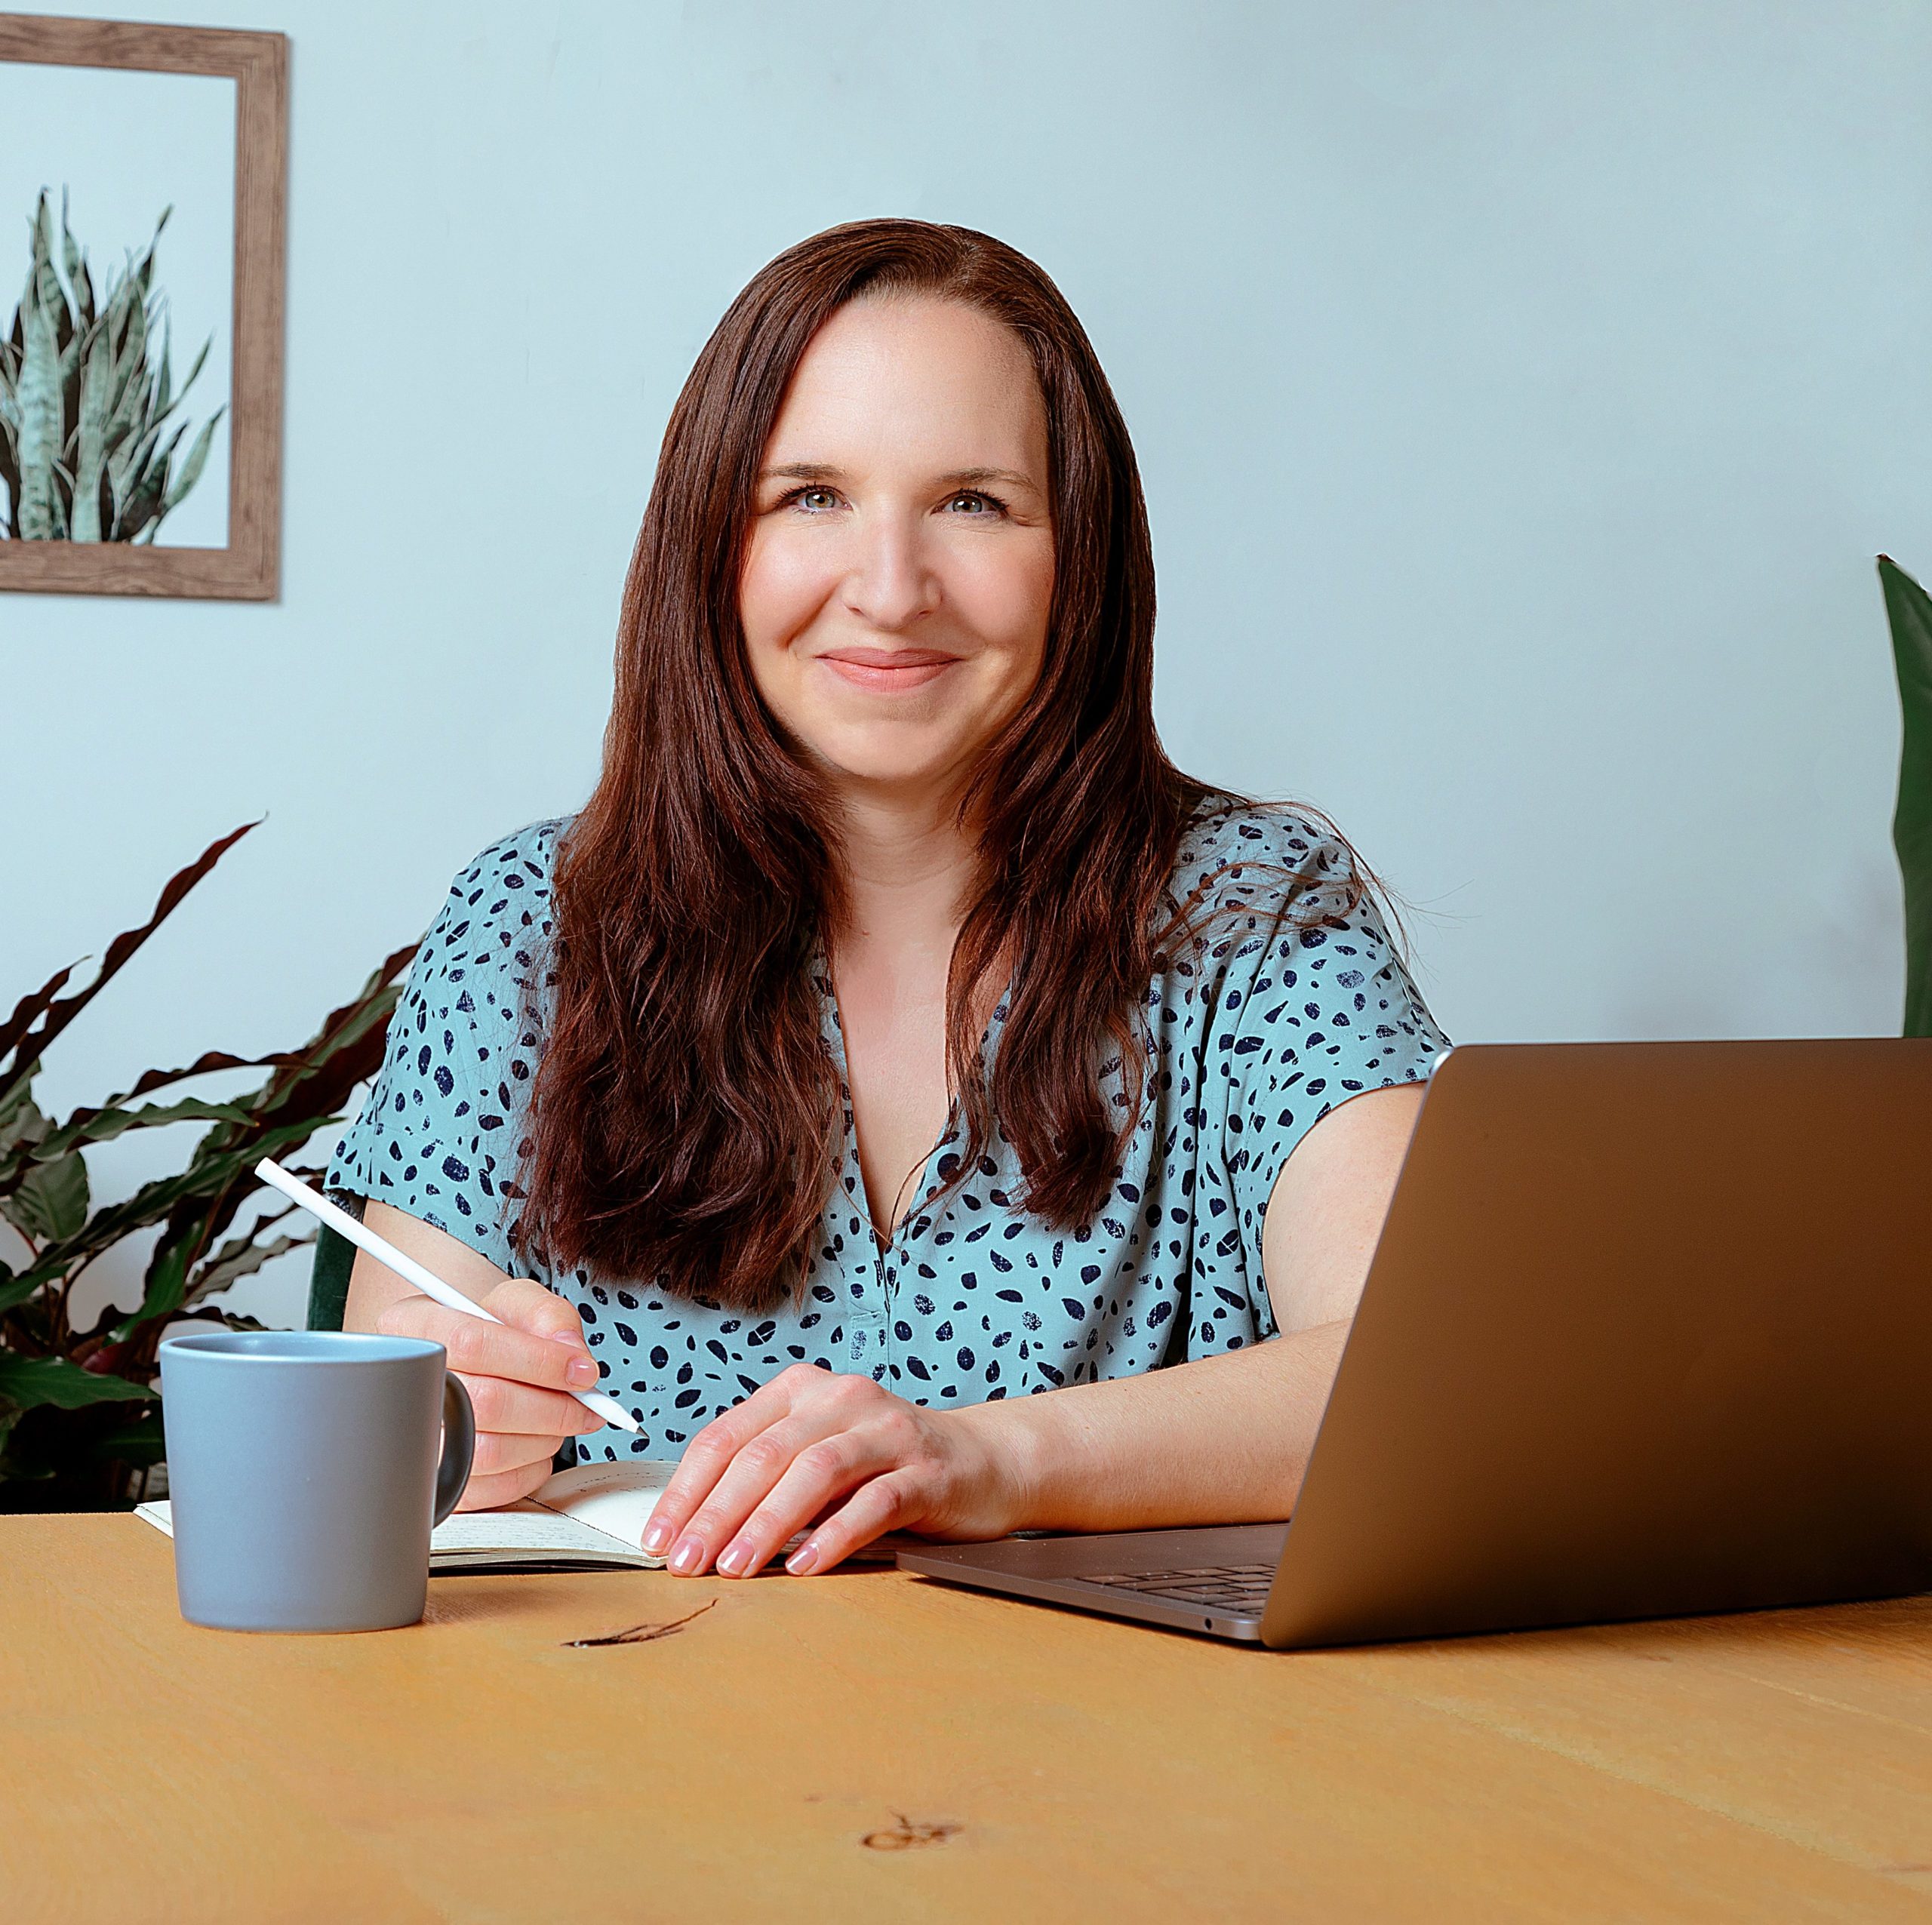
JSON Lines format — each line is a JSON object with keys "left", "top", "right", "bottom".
{"left": 1081, "top": 1564, "right": 1276, "bottom": 1616}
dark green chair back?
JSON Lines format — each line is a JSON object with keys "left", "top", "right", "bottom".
{"left": 306, "top": 1220, "right": 358, "bottom": 1331}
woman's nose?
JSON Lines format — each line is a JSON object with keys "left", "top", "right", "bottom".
{"left": 841, "top": 516, "right": 940, "bottom": 632}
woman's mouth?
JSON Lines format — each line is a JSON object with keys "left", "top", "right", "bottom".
{"left": 816, "top": 646, "right": 962, "bottom": 692}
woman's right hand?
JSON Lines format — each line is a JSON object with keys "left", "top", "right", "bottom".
{"left": 375, "top": 1277, "right": 610, "bottom": 1508}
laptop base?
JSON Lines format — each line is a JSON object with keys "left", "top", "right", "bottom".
{"left": 898, "top": 1524, "right": 1288, "bottom": 1643}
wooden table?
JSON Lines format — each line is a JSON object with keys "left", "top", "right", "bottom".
{"left": 4, "top": 1515, "right": 1930, "bottom": 1923}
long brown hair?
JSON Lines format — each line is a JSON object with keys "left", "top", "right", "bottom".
{"left": 515, "top": 219, "right": 1361, "bottom": 1312}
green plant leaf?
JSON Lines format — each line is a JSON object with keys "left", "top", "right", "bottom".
{"left": 0, "top": 1353, "right": 148, "bottom": 1412}
{"left": 0, "top": 1076, "right": 48, "bottom": 1160}
{"left": 91, "top": 1047, "right": 313, "bottom": 1111}
{"left": 0, "top": 820, "right": 260, "bottom": 1113}
{"left": 16, "top": 192, "right": 64, "bottom": 540}
{"left": 133, "top": 208, "right": 171, "bottom": 300}
{"left": 5, "top": 1151, "right": 89, "bottom": 1244}
{"left": 67, "top": 316, "right": 114, "bottom": 543}
{"left": 68, "top": 1116, "right": 321, "bottom": 1278}
{"left": 25, "top": 1096, "right": 254, "bottom": 1166}
{"left": 161, "top": 404, "right": 223, "bottom": 518}
{"left": 89, "top": 1410, "right": 165, "bottom": 1466}
{"left": 1879, "top": 556, "right": 1932, "bottom": 1038}
{"left": 241, "top": 945, "right": 417, "bottom": 1130}
{"left": 0, "top": 967, "right": 74, "bottom": 1077}
{"left": 118, "top": 417, "right": 182, "bottom": 542}
{"left": 57, "top": 188, "right": 83, "bottom": 308}
{"left": 183, "top": 1229, "right": 311, "bottom": 1307}
{"left": 165, "top": 1308, "right": 271, "bottom": 1337}
{"left": 0, "top": 1256, "right": 63, "bottom": 1315}
{"left": 115, "top": 1235, "right": 192, "bottom": 1336}
{"left": 152, "top": 307, "right": 171, "bottom": 418}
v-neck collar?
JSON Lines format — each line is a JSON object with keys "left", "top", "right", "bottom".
{"left": 813, "top": 949, "right": 1011, "bottom": 1255}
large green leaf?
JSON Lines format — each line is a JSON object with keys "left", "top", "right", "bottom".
{"left": 67, "top": 1116, "right": 322, "bottom": 1271}
{"left": 23, "top": 1096, "right": 254, "bottom": 1168}
{"left": 115, "top": 1236, "right": 192, "bottom": 1337}
{"left": 0, "top": 1354, "right": 149, "bottom": 1413}
{"left": 1878, "top": 556, "right": 1932, "bottom": 1038}
{"left": 0, "top": 1078, "right": 48, "bottom": 1163}
{"left": 5, "top": 1152, "right": 89, "bottom": 1244}
{"left": 0, "top": 1256, "right": 63, "bottom": 1315}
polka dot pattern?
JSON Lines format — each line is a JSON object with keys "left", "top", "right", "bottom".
{"left": 326, "top": 801, "right": 1450, "bottom": 1463}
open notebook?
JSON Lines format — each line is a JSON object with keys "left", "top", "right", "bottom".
{"left": 134, "top": 1459, "right": 910, "bottom": 1574}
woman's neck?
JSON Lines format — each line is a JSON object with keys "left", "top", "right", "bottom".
{"left": 829, "top": 783, "right": 979, "bottom": 955}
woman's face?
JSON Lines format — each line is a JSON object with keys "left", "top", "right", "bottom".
{"left": 740, "top": 294, "right": 1055, "bottom": 809}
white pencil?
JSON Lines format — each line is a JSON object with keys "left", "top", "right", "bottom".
{"left": 254, "top": 1158, "right": 640, "bottom": 1434}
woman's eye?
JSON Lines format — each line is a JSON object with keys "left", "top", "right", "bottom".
{"left": 793, "top": 487, "right": 838, "bottom": 512}
{"left": 944, "top": 490, "right": 1005, "bottom": 516}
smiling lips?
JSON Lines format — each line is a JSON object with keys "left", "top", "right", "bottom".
{"left": 817, "top": 646, "right": 961, "bottom": 692}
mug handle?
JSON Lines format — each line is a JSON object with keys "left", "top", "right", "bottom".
{"left": 432, "top": 1372, "right": 477, "bottom": 1527}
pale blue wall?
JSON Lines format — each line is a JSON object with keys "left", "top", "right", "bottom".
{"left": 5, "top": 2, "right": 1927, "bottom": 1321}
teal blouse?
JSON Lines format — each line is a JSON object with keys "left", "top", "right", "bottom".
{"left": 326, "top": 798, "right": 1450, "bottom": 1465}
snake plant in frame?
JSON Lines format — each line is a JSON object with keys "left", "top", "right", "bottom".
{"left": 1878, "top": 557, "right": 1932, "bottom": 1038}
{"left": 0, "top": 186, "right": 225, "bottom": 543}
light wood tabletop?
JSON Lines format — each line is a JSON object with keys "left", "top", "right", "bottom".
{"left": 4, "top": 1514, "right": 1930, "bottom": 1923}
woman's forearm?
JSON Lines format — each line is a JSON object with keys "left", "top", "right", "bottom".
{"left": 954, "top": 1320, "right": 1352, "bottom": 1535}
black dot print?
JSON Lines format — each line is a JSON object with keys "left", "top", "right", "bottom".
{"left": 325, "top": 803, "right": 1449, "bottom": 1461}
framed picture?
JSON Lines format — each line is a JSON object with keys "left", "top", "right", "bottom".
{"left": 0, "top": 13, "right": 286, "bottom": 600}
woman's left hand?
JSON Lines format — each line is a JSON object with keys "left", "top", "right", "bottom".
{"left": 638, "top": 1363, "right": 1030, "bottom": 1577}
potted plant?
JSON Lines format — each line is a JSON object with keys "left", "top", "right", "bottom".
{"left": 1, "top": 186, "right": 226, "bottom": 543}
{"left": 0, "top": 822, "right": 412, "bottom": 1510}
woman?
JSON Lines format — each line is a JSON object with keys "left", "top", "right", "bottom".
{"left": 331, "top": 218, "right": 1448, "bottom": 1580}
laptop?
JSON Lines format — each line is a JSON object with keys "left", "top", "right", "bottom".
{"left": 897, "top": 1039, "right": 1932, "bottom": 1647}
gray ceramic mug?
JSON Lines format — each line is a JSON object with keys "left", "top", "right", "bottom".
{"left": 158, "top": 1330, "right": 475, "bottom": 1633}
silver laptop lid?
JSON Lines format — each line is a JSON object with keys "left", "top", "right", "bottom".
{"left": 1263, "top": 1039, "right": 1932, "bottom": 1648}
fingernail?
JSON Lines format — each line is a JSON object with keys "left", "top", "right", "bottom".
{"left": 565, "top": 1357, "right": 598, "bottom": 1387}
{"left": 669, "top": 1536, "right": 705, "bottom": 1576}
{"left": 641, "top": 1521, "right": 672, "bottom": 1556}
{"left": 716, "top": 1542, "right": 752, "bottom": 1577}
{"left": 786, "top": 1540, "right": 820, "bottom": 1576}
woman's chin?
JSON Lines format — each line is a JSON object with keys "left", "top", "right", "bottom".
{"left": 802, "top": 733, "right": 985, "bottom": 803}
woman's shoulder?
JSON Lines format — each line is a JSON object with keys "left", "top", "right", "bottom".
{"left": 1169, "top": 792, "right": 1364, "bottom": 912}
{"left": 411, "top": 815, "right": 577, "bottom": 1003}
{"left": 440, "top": 815, "right": 574, "bottom": 904}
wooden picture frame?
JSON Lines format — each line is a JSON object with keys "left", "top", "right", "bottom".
{"left": 0, "top": 13, "right": 287, "bottom": 599}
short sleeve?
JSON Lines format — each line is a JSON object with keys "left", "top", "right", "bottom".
{"left": 1174, "top": 804, "right": 1453, "bottom": 1345}
{"left": 324, "top": 820, "right": 565, "bottom": 1275}
{"left": 1192, "top": 807, "right": 1451, "bottom": 1344}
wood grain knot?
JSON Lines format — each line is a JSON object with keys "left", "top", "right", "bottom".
{"left": 862, "top": 1814, "right": 961, "bottom": 1852}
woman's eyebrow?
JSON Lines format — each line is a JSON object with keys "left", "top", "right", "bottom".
{"left": 756, "top": 460, "right": 1041, "bottom": 491}
{"left": 942, "top": 466, "right": 1040, "bottom": 491}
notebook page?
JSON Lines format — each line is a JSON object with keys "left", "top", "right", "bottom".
{"left": 131, "top": 1496, "right": 653, "bottom": 1564}
{"left": 431, "top": 1505, "right": 659, "bottom": 1565}
{"left": 137, "top": 1461, "right": 918, "bottom": 1566}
